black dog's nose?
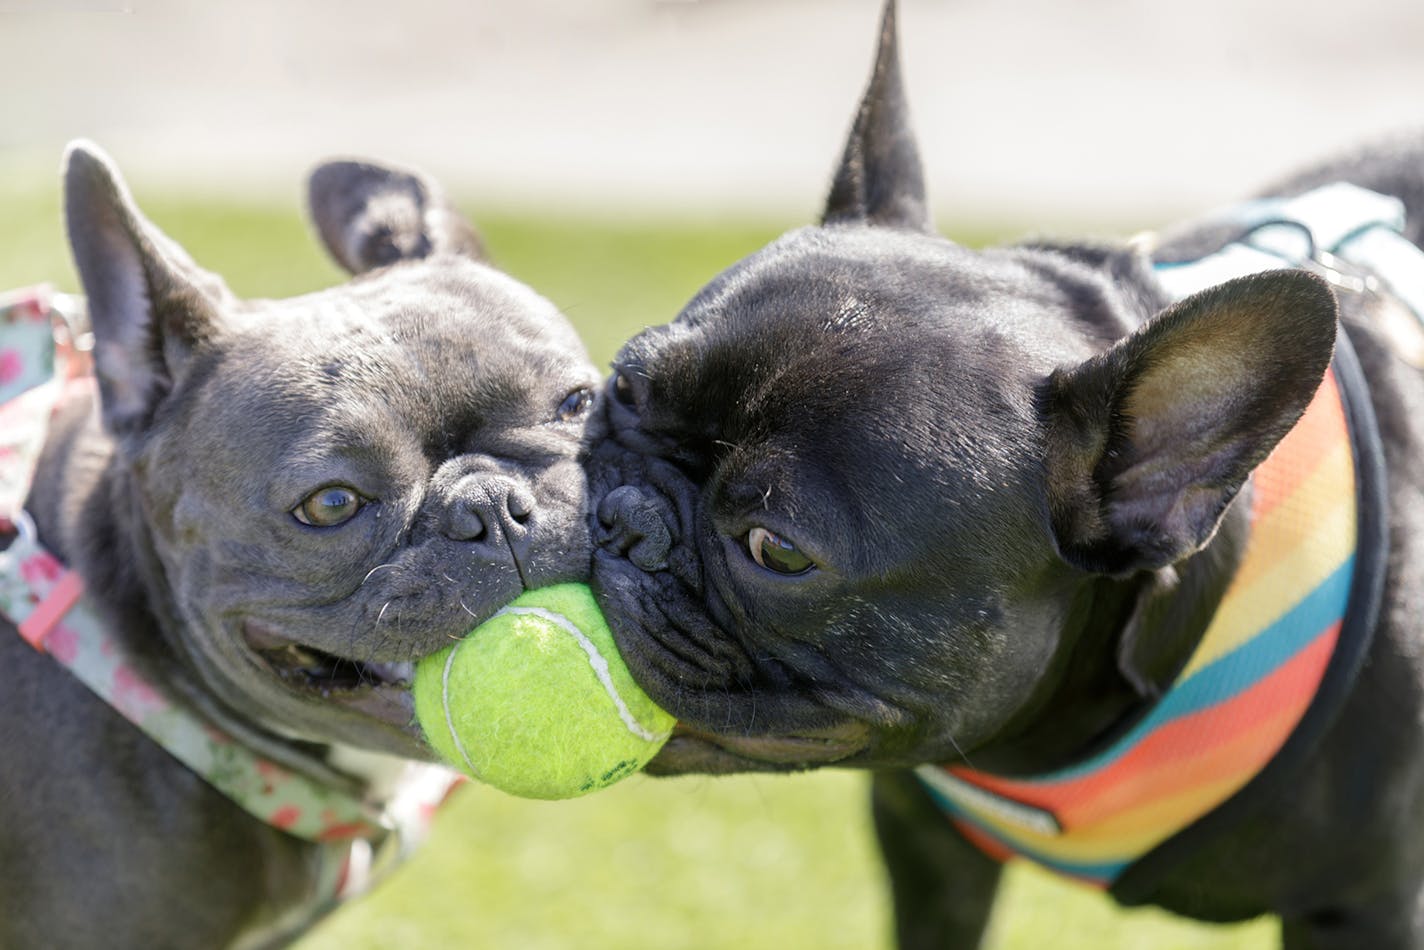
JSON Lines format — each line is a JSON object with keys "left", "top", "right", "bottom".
{"left": 596, "top": 485, "right": 673, "bottom": 572}
{"left": 444, "top": 473, "right": 535, "bottom": 544}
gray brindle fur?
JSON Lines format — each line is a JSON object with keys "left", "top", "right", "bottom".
{"left": 0, "top": 145, "right": 597, "bottom": 948}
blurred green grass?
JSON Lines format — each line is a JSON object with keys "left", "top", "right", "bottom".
{"left": 0, "top": 176, "right": 1276, "bottom": 949}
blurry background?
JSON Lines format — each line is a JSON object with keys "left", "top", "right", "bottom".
{"left": 4, "top": 1, "right": 1421, "bottom": 947}
{"left": 7, "top": 0, "right": 1424, "bottom": 229}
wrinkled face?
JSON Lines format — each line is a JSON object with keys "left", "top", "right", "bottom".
{"left": 139, "top": 258, "right": 598, "bottom": 757}
{"left": 590, "top": 227, "right": 1114, "bottom": 773}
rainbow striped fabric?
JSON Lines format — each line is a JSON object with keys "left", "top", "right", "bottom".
{"left": 917, "top": 368, "right": 1357, "bottom": 887}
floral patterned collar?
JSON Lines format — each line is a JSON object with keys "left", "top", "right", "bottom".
{"left": 0, "top": 286, "right": 458, "bottom": 921}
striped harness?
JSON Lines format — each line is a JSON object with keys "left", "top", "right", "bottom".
{"left": 917, "top": 182, "right": 1397, "bottom": 899}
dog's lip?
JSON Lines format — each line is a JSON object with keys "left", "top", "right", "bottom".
{"left": 651, "top": 721, "right": 871, "bottom": 773}
{"left": 240, "top": 618, "right": 416, "bottom": 727}
{"left": 330, "top": 686, "right": 418, "bottom": 735}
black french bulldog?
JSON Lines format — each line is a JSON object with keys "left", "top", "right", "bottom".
{"left": 591, "top": 3, "right": 1424, "bottom": 947}
{"left": 0, "top": 145, "right": 597, "bottom": 948}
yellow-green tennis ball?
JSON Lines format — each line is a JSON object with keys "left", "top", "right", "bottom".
{"left": 412, "top": 583, "right": 675, "bottom": 800}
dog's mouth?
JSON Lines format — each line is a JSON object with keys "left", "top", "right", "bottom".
{"left": 241, "top": 620, "right": 416, "bottom": 729}
{"left": 256, "top": 640, "right": 414, "bottom": 693}
{"left": 593, "top": 551, "right": 876, "bottom": 776}
{"left": 646, "top": 721, "right": 870, "bottom": 776}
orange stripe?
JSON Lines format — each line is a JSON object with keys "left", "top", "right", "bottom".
{"left": 953, "top": 819, "right": 1016, "bottom": 863}
{"left": 1252, "top": 372, "right": 1347, "bottom": 521}
{"left": 1057, "top": 628, "right": 1337, "bottom": 826}
{"left": 956, "top": 626, "right": 1338, "bottom": 815}
{"left": 1061, "top": 682, "right": 1309, "bottom": 829}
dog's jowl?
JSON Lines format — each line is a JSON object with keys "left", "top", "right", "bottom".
{"left": 590, "top": 2, "right": 1424, "bottom": 947}
{"left": 0, "top": 145, "right": 598, "bottom": 948}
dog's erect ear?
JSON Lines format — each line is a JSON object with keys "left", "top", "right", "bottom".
{"left": 307, "top": 159, "right": 485, "bottom": 275}
{"left": 64, "top": 141, "right": 231, "bottom": 444}
{"left": 822, "top": 0, "right": 931, "bottom": 233}
{"left": 1043, "top": 270, "right": 1339, "bottom": 576}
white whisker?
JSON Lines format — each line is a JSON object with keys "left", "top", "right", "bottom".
{"left": 363, "top": 563, "right": 397, "bottom": 586}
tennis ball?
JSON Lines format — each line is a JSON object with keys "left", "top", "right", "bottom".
{"left": 413, "top": 583, "right": 675, "bottom": 800}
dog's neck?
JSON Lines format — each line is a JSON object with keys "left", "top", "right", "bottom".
{"left": 965, "top": 496, "right": 1252, "bottom": 776}
{"left": 25, "top": 390, "right": 361, "bottom": 790}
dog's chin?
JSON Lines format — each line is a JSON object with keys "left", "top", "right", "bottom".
{"left": 646, "top": 722, "right": 872, "bottom": 776}
{"left": 594, "top": 554, "right": 881, "bottom": 775}
{"left": 240, "top": 618, "right": 418, "bottom": 734}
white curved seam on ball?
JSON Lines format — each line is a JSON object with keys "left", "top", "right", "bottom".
{"left": 495, "top": 605, "right": 669, "bottom": 742}
{"left": 441, "top": 642, "right": 480, "bottom": 775}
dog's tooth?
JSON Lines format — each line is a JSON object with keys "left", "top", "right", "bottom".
{"left": 364, "top": 661, "right": 414, "bottom": 688}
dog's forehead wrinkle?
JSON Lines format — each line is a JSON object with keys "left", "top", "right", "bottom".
{"left": 207, "top": 290, "right": 593, "bottom": 463}
{"left": 261, "top": 255, "right": 584, "bottom": 362}
{"left": 743, "top": 333, "right": 1038, "bottom": 474}
{"left": 672, "top": 234, "right": 1130, "bottom": 378}
{"left": 659, "top": 258, "right": 1083, "bottom": 429}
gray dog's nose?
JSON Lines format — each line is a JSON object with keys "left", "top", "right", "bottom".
{"left": 596, "top": 485, "right": 673, "bottom": 572}
{"left": 444, "top": 473, "right": 535, "bottom": 544}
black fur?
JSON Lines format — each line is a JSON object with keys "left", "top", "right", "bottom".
{"left": 589, "top": 2, "right": 1424, "bottom": 946}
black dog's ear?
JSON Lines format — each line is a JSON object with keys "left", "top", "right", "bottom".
{"left": 64, "top": 140, "right": 230, "bottom": 444}
{"left": 1044, "top": 270, "right": 1339, "bottom": 576}
{"left": 822, "top": 0, "right": 932, "bottom": 233}
{"left": 307, "top": 159, "right": 485, "bottom": 275}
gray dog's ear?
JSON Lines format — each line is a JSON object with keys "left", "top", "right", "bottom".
{"left": 1043, "top": 270, "right": 1339, "bottom": 576}
{"left": 307, "top": 159, "right": 485, "bottom": 275}
{"left": 822, "top": 0, "right": 932, "bottom": 233}
{"left": 64, "top": 140, "right": 231, "bottom": 444}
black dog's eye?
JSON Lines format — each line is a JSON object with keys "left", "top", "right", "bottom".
{"left": 747, "top": 526, "right": 815, "bottom": 576}
{"left": 292, "top": 486, "right": 366, "bottom": 528}
{"left": 554, "top": 387, "right": 594, "bottom": 422}
{"left": 612, "top": 371, "right": 636, "bottom": 406}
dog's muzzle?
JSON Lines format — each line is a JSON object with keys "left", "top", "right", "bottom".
{"left": 595, "top": 485, "right": 673, "bottom": 572}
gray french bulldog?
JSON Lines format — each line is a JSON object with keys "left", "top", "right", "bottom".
{"left": 590, "top": 3, "right": 1424, "bottom": 947}
{"left": 0, "top": 144, "right": 597, "bottom": 948}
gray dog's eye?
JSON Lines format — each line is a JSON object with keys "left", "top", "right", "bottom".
{"left": 292, "top": 486, "right": 366, "bottom": 528}
{"left": 747, "top": 526, "right": 815, "bottom": 576}
{"left": 554, "top": 386, "right": 594, "bottom": 422}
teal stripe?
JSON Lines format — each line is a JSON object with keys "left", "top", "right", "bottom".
{"left": 1030, "top": 557, "right": 1354, "bottom": 786}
